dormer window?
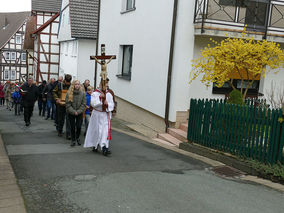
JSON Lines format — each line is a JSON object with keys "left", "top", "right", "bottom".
{"left": 2, "top": 17, "right": 9, "bottom": 30}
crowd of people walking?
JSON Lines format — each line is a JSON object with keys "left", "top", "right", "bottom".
{"left": 0, "top": 75, "right": 116, "bottom": 156}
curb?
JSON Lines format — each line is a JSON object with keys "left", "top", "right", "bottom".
{"left": 179, "top": 142, "right": 284, "bottom": 191}
{"left": 0, "top": 134, "right": 27, "bottom": 213}
{"left": 179, "top": 142, "right": 259, "bottom": 175}
{"left": 112, "top": 127, "right": 284, "bottom": 192}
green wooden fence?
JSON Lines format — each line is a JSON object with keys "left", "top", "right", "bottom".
{"left": 187, "top": 99, "right": 284, "bottom": 165}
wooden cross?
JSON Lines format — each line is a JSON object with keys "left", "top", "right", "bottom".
{"left": 90, "top": 44, "right": 116, "bottom": 90}
{"left": 90, "top": 44, "right": 116, "bottom": 110}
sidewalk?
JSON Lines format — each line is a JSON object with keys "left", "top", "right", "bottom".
{"left": 0, "top": 135, "right": 26, "bottom": 213}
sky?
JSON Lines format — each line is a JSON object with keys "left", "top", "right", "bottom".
{"left": 0, "top": 0, "right": 31, "bottom": 12}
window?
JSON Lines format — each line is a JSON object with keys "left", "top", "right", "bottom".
{"left": 4, "top": 70, "right": 9, "bottom": 80}
{"left": 16, "top": 35, "right": 21, "bottom": 44}
{"left": 126, "top": 0, "right": 135, "bottom": 10}
{"left": 11, "top": 52, "right": 16, "bottom": 60}
{"left": 10, "top": 70, "right": 16, "bottom": 80}
{"left": 5, "top": 52, "right": 10, "bottom": 60}
{"left": 21, "top": 53, "right": 26, "bottom": 61}
{"left": 66, "top": 42, "right": 69, "bottom": 55}
{"left": 62, "top": 14, "right": 65, "bottom": 27}
{"left": 212, "top": 79, "right": 260, "bottom": 95}
{"left": 121, "top": 0, "right": 135, "bottom": 13}
{"left": 72, "top": 41, "right": 77, "bottom": 57}
{"left": 121, "top": 45, "right": 133, "bottom": 79}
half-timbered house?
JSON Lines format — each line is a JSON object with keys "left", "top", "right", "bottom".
{"left": 24, "top": 0, "right": 62, "bottom": 83}
{"left": 58, "top": 0, "right": 99, "bottom": 85}
{"left": 0, "top": 12, "right": 30, "bottom": 83}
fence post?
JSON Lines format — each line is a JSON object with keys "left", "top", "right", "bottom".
{"left": 275, "top": 110, "right": 284, "bottom": 163}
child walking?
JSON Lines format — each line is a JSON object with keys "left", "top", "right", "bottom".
{"left": 12, "top": 87, "right": 22, "bottom": 115}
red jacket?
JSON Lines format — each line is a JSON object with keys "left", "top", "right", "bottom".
{"left": 0, "top": 85, "right": 4, "bottom": 98}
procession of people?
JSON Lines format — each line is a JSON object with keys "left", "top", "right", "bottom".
{"left": 0, "top": 75, "right": 116, "bottom": 157}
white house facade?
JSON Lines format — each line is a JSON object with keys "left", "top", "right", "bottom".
{"left": 58, "top": 0, "right": 99, "bottom": 85}
{"left": 99, "top": 0, "right": 284, "bottom": 133}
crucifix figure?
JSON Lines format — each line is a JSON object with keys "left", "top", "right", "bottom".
{"left": 90, "top": 44, "right": 116, "bottom": 110}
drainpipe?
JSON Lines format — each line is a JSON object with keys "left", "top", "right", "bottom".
{"left": 165, "top": 0, "right": 178, "bottom": 132}
{"left": 94, "top": 0, "right": 101, "bottom": 88}
{"left": 263, "top": 0, "right": 272, "bottom": 40}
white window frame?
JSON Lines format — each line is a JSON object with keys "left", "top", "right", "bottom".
{"left": 4, "top": 70, "right": 10, "bottom": 80}
{"left": 72, "top": 41, "right": 77, "bottom": 57}
{"left": 16, "top": 35, "right": 21, "bottom": 44}
{"left": 21, "top": 52, "right": 26, "bottom": 61}
{"left": 11, "top": 52, "right": 16, "bottom": 60}
{"left": 119, "top": 45, "right": 133, "bottom": 80}
{"left": 5, "top": 52, "right": 10, "bottom": 60}
{"left": 121, "top": 0, "right": 136, "bottom": 13}
{"left": 10, "top": 70, "right": 16, "bottom": 80}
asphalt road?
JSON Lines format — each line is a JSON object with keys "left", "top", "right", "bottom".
{"left": 0, "top": 106, "right": 283, "bottom": 213}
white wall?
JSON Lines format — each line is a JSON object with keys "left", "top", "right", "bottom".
{"left": 58, "top": 0, "right": 72, "bottom": 42}
{"left": 189, "top": 36, "right": 224, "bottom": 100}
{"left": 168, "top": 0, "right": 197, "bottom": 121}
{"left": 59, "top": 40, "right": 78, "bottom": 80}
{"left": 99, "top": 0, "right": 174, "bottom": 119}
{"left": 77, "top": 39, "right": 96, "bottom": 86}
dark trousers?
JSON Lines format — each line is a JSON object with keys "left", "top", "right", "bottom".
{"left": 24, "top": 105, "right": 34, "bottom": 123}
{"left": 42, "top": 101, "right": 47, "bottom": 116}
{"left": 68, "top": 114, "right": 83, "bottom": 141}
{"left": 0, "top": 98, "right": 4, "bottom": 105}
{"left": 47, "top": 100, "right": 56, "bottom": 119}
{"left": 55, "top": 104, "right": 58, "bottom": 126}
{"left": 38, "top": 99, "right": 45, "bottom": 115}
{"left": 14, "top": 103, "right": 21, "bottom": 115}
{"left": 57, "top": 105, "right": 66, "bottom": 133}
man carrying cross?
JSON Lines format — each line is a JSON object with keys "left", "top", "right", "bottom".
{"left": 84, "top": 44, "right": 116, "bottom": 156}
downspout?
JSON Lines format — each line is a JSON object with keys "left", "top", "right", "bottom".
{"left": 263, "top": 0, "right": 271, "bottom": 40}
{"left": 165, "top": 0, "right": 178, "bottom": 132}
{"left": 94, "top": 0, "right": 101, "bottom": 88}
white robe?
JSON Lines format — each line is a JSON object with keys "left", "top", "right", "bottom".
{"left": 84, "top": 90, "right": 114, "bottom": 149}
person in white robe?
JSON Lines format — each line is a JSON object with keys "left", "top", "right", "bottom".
{"left": 84, "top": 85, "right": 114, "bottom": 156}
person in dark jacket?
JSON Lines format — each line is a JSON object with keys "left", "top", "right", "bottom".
{"left": 66, "top": 80, "right": 86, "bottom": 146}
{"left": 21, "top": 78, "right": 39, "bottom": 126}
{"left": 44, "top": 78, "right": 56, "bottom": 120}
{"left": 53, "top": 74, "right": 72, "bottom": 137}
{"left": 12, "top": 87, "right": 22, "bottom": 115}
{"left": 37, "top": 80, "right": 47, "bottom": 116}
{"left": 53, "top": 76, "right": 63, "bottom": 127}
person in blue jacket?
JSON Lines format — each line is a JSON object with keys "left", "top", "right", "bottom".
{"left": 84, "top": 86, "right": 93, "bottom": 136}
{"left": 12, "top": 87, "right": 22, "bottom": 116}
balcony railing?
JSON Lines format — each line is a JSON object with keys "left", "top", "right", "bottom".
{"left": 194, "top": 0, "right": 284, "bottom": 39}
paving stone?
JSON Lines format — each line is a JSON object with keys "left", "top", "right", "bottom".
{"left": 0, "top": 204, "right": 26, "bottom": 213}
{"left": 0, "top": 185, "right": 22, "bottom": 200}
{"left": 0, "top": 196, "right": 24, "bottom": 208}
